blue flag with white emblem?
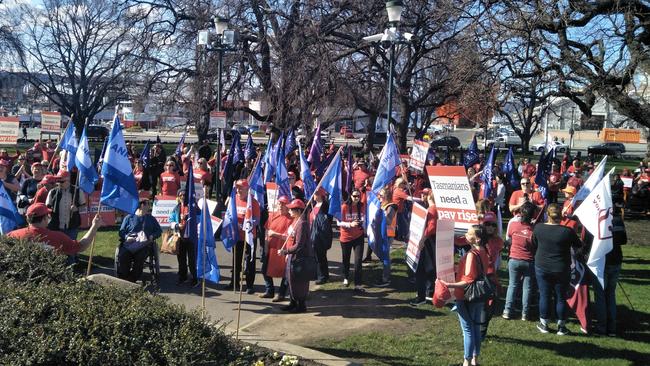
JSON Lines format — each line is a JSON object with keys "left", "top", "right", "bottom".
{"left": 366, "top": 190, "right": 389, "bottom": 263}
{"left": 276, "top": 143, "right": 291, "bottom": 199}
{"left": 184, "top": 163, "right": 198, "bottom": 244}
{"left": 319, "top": 151, "right": 343, "bottom": 220}
{"left": 299, "top": 144, "right": 316, "bottom": 200}
{"left": 75, "top": 125, "right": 99, "bottom": 194}
{"left": 464, "top": 136, "right": 480, "bottom": 168}
{"left": 249, "top": 157, "right": 265, "bottom": 209}
{"left": 244, "top": 134, "right": 256, "bottom": 160}
{"left": 0, "top": 182, "right": 23, "bottom": 234}
{"left": 61, "top": 122, "right": 78, "bottom": 170}
{"left": 139, "top": 141, "right": 151, "bottom": 169}
{"left": 100, "top": 114, "right": 139, "bottom": 214}
{"left": 197, "top": 195, "right": 219, "bottom": 283}
{"left": 284, "top": 128, "right": 298, "bottom": 156}
{"left": 481, "top": 146, "right": 496, "bottom": 199}
{"left": 221, "top": 186, "right": 239, "bottom": 251}
{"left": 371, "top": 132, "right": 401, "bottom": 193}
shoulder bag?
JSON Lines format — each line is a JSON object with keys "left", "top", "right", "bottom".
{"left": 463, "top": 250, "right": 495, "bottom": 303}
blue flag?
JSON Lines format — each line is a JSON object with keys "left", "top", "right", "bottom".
{"left": 221, "top": 186, "right": 239, "bottom": 251}
{"left": 307, "top": 124, "right": 323, "bottom": 171}
{"left": 183, "top": 164, "right": 199, "bottom": 244}
{"left": 100, "top": 115, "right": 139, "bottom": 214}
{"left": 249, "top": 157, "right": 266, "bottom": 209}
{"left": 534, "top": 150, "right": 550, "bottom": 200}
{"left": 366, "top": 191, "right": 389, "bottom": 263}
{"left": 316, "top": 150, "right": 336, "bottom": 181}
{"left": 464, "top": 136, "right": 480, "bottom": 168}
{"left": 299, "top": 144, "right": 316, "bottom": 200}
{"left": 502, "top": 147, "right": 519, "bottom": 187}
{"left": 197, "top": 197, "right": 219, "bottom": 284}
{"left": 139, "top": 141, "right": 151, "bottom": 169}
{"left": 263, "top": 136, "right": 274, "bottom": 183}
{"left": 0, "top": 182, "right": 23, "bottom": 234}
{"left": 232, "top": 131, "right": 243, "bottom": 163}
{"left": 276, "top": 144, "right": 292, "bottom": 199}
{"left": 481, "top": 146, "right": 496, "bottom": 199}
{"left": 175, "top": 130, "right": 186, "bottom": 159}
{"left": 244, "top": 134, "right": 256, "bottom": 160}
{"left": 222, "top": 133, "right": 240, "bottom": 195}
{"left": 284, "top": 128, "right": 298, "bottom": 156}
{"left": 319, "top": 151, "right": 343, "bottom": 220}
{"left": 75, "top": 125, "right": 99, "bottom": 194}
{"left": 371, "top": 132, "right": 400, "bottom": 193}
{"left": 61, "top": 122, "right": 79, "bottom": 170}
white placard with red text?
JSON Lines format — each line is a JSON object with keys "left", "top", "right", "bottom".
{"left": 426, "top": 166, "right": 478, "bottom": 231}
{"left": 0, "top": 116, "right": 18, "bottom": 144}
{"left": 435, "top": 219, "right": 456, "bottom": 283}
{"left": 266, "top": 182, "right": 279, "bottom": 213}
{"left": 151, "top": 195, "right": 178, "bottom": 228}
{"left": 409, "top": 140, "right": 430, "bottom": 173}
{"left": 405, "top": 202, "right": 428, "bottom": 272}
{"left": 40, "top": 111, "right": 61, "bottom": 133}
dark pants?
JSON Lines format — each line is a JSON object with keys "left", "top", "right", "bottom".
{"left": 177, "top": 237, "right": 197, "bottom": 281}
{"left": 536, "top": 267, "right": 570, "bottom": 321}
{"left": 232, "top": 240, "right": 256, "bottom": 289}
{"left": 341, "top": 236, "right": 364, "bottom": 286}
{"left": 315, "top": 246, "right": 329, "bottom": 281}
{"left": 117, "top": 246, "right": 149, "bottom": 282}
{"left": 548, "top": 191, "right": 559, "bottom": 204}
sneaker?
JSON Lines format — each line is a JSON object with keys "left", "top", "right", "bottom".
{"left": 521, "top": 314, "right": 528, "bottom": 321}
{"left": 271, "top": 295, "right": 286, "bottom": 303}
{"left": 557, "top": 326, "right": 570, "bottom": 336}
{"left": 425, "top": 296, "right": 433, "bottom": 302}
{"left": 409, "top": 298, "right": 426, "bottom": 306}
{"left": 374, "top": 280, "right": 390, "bottom": 288}
{"left": 502, "top": 312, "right": 511, "bottom": 320}
{"left": 343, "top": 278, "right": 349, "bottom": 287}
{"left": 258, "top": 292, "right": 274, "bottom": 299}
{"left": 537, "top": 322, "right": 550, "bottom": 334}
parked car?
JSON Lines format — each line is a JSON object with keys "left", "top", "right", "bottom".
{"left": 587, "top": 142, "right": 626, "bottom": 158}
{"left": 530, "top": 140, "right": 569, "bottom": 153}
{"left": 486, "top": 132, "right": 522, "bottom": 150}
{"left": 430, "top": 136, "right": 461, "bottom": 150}
{"left": 86, "top": 125, "right": 109, "bottom": 141}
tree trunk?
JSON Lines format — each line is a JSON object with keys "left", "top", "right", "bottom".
{"left": 365, "top": 113, "right": 378, "bottom": 153}
{"left": 397, "top": 102, "right": 411, "bottom": 153}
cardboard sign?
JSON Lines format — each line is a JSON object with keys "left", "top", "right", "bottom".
{"left": 621, "top": 177, "right": 633, "bottom": 188}
{"left": 40, "top": 111, "right": 61, "bottom": 133}
{"left": 405, "top": 202, "right": 428, "bottom": 272}
{"left": 151, "top": 195, "right": 178, "bottom": 227}
{"left": 435, "top": 219, "right": 455, "bottom": 283}
{"left": 79, "top": 191, "right": 116, "bottom": 228}
{"left": 409, "top": 140, "right": 430, "bottom": 173}
{"left": 266, "top": 182, "right": 279, "bottom": 213}
{"left": 426, "top": 166, "right": 478, "bottom": 231}
{"left": 0, "top": 116, "right": 18, "bottom": 144}
{"left": 209, "top": 111, "right": 227, "bottom": 129}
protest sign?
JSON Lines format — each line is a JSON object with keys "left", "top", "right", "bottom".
{"left": 426, "top": 166, "right": 478, "bottom": 231}
{"left": 621, "top": 177, "right": 633, "bottom": 189}
{"left": 266, "top": 182, "right": 279, "bottom": 213}
{"left": 435, "top": 219, "right": 455, "bottom": 283}
{"left": 405, "top": 202, "right": 427, "bottom": 272}
{"left": 40, "top": 111, "right": 61, "bottom": 133}
{"left": 0, "top": 116, "right": 18, "bottom": 144}
{"left": 151, "top": 195, "right": 178, "bottom": 227}
{"left": 409, "top": 140, "right": 429, "bottom": 173}
{"left": 79, "top": 191, "right": 116, "bottom": 228}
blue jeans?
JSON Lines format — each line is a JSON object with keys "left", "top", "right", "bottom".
{"left": 504, "top": 259, "right": 534, "bottom": 316}
{"left": 535, "top": 267, "right": 569, "bottom": 321}
{"left": 456, "top": 300, "right": 483, "bottom": 360}
{"left": 593, "top": 264, "right": 621, "bottom": 334}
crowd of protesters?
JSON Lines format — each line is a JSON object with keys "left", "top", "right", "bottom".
{"left": 1, "top": 128, "right": 646, "bottom": 366}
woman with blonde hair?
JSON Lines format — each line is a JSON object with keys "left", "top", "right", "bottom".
{"left": 532, "top": 203, "right": 582, "bottom": 335}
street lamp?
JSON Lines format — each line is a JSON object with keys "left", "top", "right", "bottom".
{"left": 363, "top": 1, "right": 415, "bottom": 135}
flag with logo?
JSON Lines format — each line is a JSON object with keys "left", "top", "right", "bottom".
{"left": 502, "top": 146, "right": 518, "bottom": 187}
{"left": 75, "top": 125, "right": 99, "bottom": 194}
{"left": 566, "top": 260, "right": 591, "bottom": 332}
{"left": 481, "top": 146, "right": 496, "bottom": 199}
{"left": 534, "top": 150, "right": 550, "bottom": 199}
{"left": 183, "top": 164, "right": 198, "bottom": 244}
{"left": 0, "top": 183, "right": 23, "bottom": 234}
{"left": 463, "top": 136, "right": 479, "bottom": 168}
{"left": 61, "top": 121, "right": 79, "bottom": 170}
{"left": 276, "top": 142, "right": 292, "bottom": 198}
{"left": 221, "top": 186, "right": 239, "bottom": 251}
{"left": 244, "top": 134, "right": 256, "bottom": 160}
{"left": 243, "top": 189, "right": 256, "bottom": 261}
{"left": 573, "top": 171, "right": 614, "bottom": 288}
{"left": 371, "top": 132, "right": 401, "bottom": 193}
{"left": 175, "top": 130, "right": 187, "bottom": 159}
{"left": 284, "top": 128, "right": 297, "bottom": 156}
{"left": 366, "top": 190, "right": 389, "bottom": 263}
{"left": 197, "top": 196, "right": 219, "bottom": 283}
{"left": 318, "top": 150, "right": 343, "bottom": 220}
{"left": 249, "top": 157, "right": 266, "bottom": 209}
{"left": 299, "top": 144, "right": 316, "bottom": 200}
{"left": 572, "top": 156, "right": 607, "bottom": 206}
{"left": 139, "top": 141, "right": 151, "bottom": 169}
{"left": 100, "top": 115, "right": 139, "bottom": 214}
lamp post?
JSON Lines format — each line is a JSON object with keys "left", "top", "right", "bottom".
{"left": 363, "top": 1, "right": 414, "bottom": 138}
{"left": 198, "top": 16, "right": 238, "bottom": 205}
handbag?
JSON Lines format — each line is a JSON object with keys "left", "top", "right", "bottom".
{"left": 463, "top": 250, "right": 495, "bottom": 303}
{"left": 290, "top": 256, "right": 318, "bottom": 282}
{"left": 160, "top": 229, "right": 180, "bottom": 255}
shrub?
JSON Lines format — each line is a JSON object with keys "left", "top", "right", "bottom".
{"left": 0, "top": 237, "right": 76, "bottom": 285}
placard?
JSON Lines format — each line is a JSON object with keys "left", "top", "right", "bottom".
{"left": 209, "top": 111, "right": 227, "bottom": 129}
{"left": 0, "top": 116, "right": 18, "bottom": 144}
{"left": 426, "top": 166, "right": 478, "bottom": 231}
{"left": 405, "top": 202, "right": 428, "bottom": 272}
{"left": 40, "top": 111, "right": 61, "bottom": 133}
{"left": 435, "top": 219, "right": 455, "bottom": 283}
{"left": 151, "top": 195, "right": 178, "bottom": 227}
{"left": 79, "top": 191, "right": 116, "bottom": 228}
{"left": 621, "top": 177, "right": 633, "bottom": 189}
{"left": 409, "top": 139, "right": 430, "bottom": 173}
{"left": 266, "top": 182, "right": 279, "bottom": 213}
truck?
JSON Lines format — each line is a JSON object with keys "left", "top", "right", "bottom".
{"left": 484, "top": 132, "right": 522, "bottom": 150}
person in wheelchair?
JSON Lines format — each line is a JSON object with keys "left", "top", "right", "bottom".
{"left": 117, "top": 198, "right": 162, "bottom": 282}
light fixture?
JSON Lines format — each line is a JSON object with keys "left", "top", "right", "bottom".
{"left": 214, "top": 16, "right": 229, "bottom": 35}
{"left": 385, "top": 1, "right": 403, "bottom": 24}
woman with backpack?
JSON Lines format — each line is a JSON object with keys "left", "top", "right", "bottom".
{"left": 440, "top": 225, "right": 490, "bottom": 366}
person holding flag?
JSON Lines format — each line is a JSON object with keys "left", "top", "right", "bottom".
{"left": 230, "top": 179, "right": 260, "bottom": 293}
{"left": 169, "top": 189, "right": 197, "bottom": 286}
{"left": 337, "top": 188, "right": 366, "bottom": 293}
{"left": 259, "top": 196, "right": 292, "bottom": 300}
{"left": 46, "top": 170, "right": 86, "bottom": 241}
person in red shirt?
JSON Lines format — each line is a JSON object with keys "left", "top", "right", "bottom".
{"left": 194, "top": 158, "right": 212, "bottom": 188}
{"left": 503, "top": 202, "right": 536, "bottom": 320}
{"left": 440, "top": 224, "right": 490, "bottom": 366}
{"left": 33, "top": 175, "right": 58, "bottom": 204}
{"left": 509, "top": 178, "right": 544, "bottom": 216}
{"left": 547, "top": 164, "right": 562, "bottom": 204}
{"left": 8, "top": 203, "right": 102, "bottom": 261}
{"left": 352, "top": 161, "right": 371, "bottom": 190}
{"left": 133, "top": 160, "right": 145, "bottom": 190}
{"left": 566, "top": 169, "right": 584, "bottom": 190}
{"left": 337, "top": 188, "right": 365, "bottom": 292}
{"left": 230, "top": 179, "right": 260, "bottom": 293}
{"left": 560, "top": 185, "right": 579, "bottom": 231}
{"left": 160, "top": 160, "right": 181, "bottom": 197}
{"left": 260, "top": 196, "right": 292, "bottom": 301}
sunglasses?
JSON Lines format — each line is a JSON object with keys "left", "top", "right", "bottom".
{"left": 521, "top": 182, "right": 530, "bottom": 185}
{"left": 351, "top": 195, "right": 360, "bottom": 198}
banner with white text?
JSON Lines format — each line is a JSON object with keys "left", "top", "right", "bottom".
{"left": 405, "top": 202, "right": 428, "bottom": 272}
{"left": 409, "top": 139, "right": 429, "bottom": 173}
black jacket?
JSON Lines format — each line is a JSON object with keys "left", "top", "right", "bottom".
{"left": 310, "top": 202, "right": 333, "bottom": 251}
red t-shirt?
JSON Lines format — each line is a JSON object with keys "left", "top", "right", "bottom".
{"left": 8, "top": 226, "right": 80, "bottom": 255}
{"left": 194, "top": 169, "right": 212, "bottom": 186}
{"left": 507, "top": 221, "right": 534, "bottom": 261}
{"left": 454, "top": 248, "right": 490, "bottom": 300}
{"left": 548, "top": 172, "right": 562, "bottom": 192}
{"left": 523, "top": 163, "right": 536, "bottom": 178}
{"left": 235, "top": 194, "right": 260, "bottom": 239}
{"left": 423, "top": 205, "right": 438, "bottom": 238}
{"left": 485, "top": 236, "right": 504, "bottom": 275}
{"left": 392, "top": 187, "right": 409, "bottom": 213}
{"left": 567, "top": 176, "right": 583, "bottom": 190}
{"left": 352, "top": 168, "right": 371, "bottom": 190}
{"left": 339, "top": 203, "right": 365, "bottom": 243}
{"left": 133, "top": 169, "right": 144, "bottom": 188}
{"left": 160, "top": 172, "right": 181, "bottom": 196}
{"left": 560, "top": 200, "right": 579, "bottom": 231}
{"left": 509, "top": 190, "right": 544, "bottom": 213}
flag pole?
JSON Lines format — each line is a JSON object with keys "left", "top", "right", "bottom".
{"left": 235, "top": 236, "right": 247, "bottom": 340}
{"left": 85, "top": 202, "right": 102, "bottom": 276}
{"left": 201, "top": 186, "right": 208, "bottom": 318}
